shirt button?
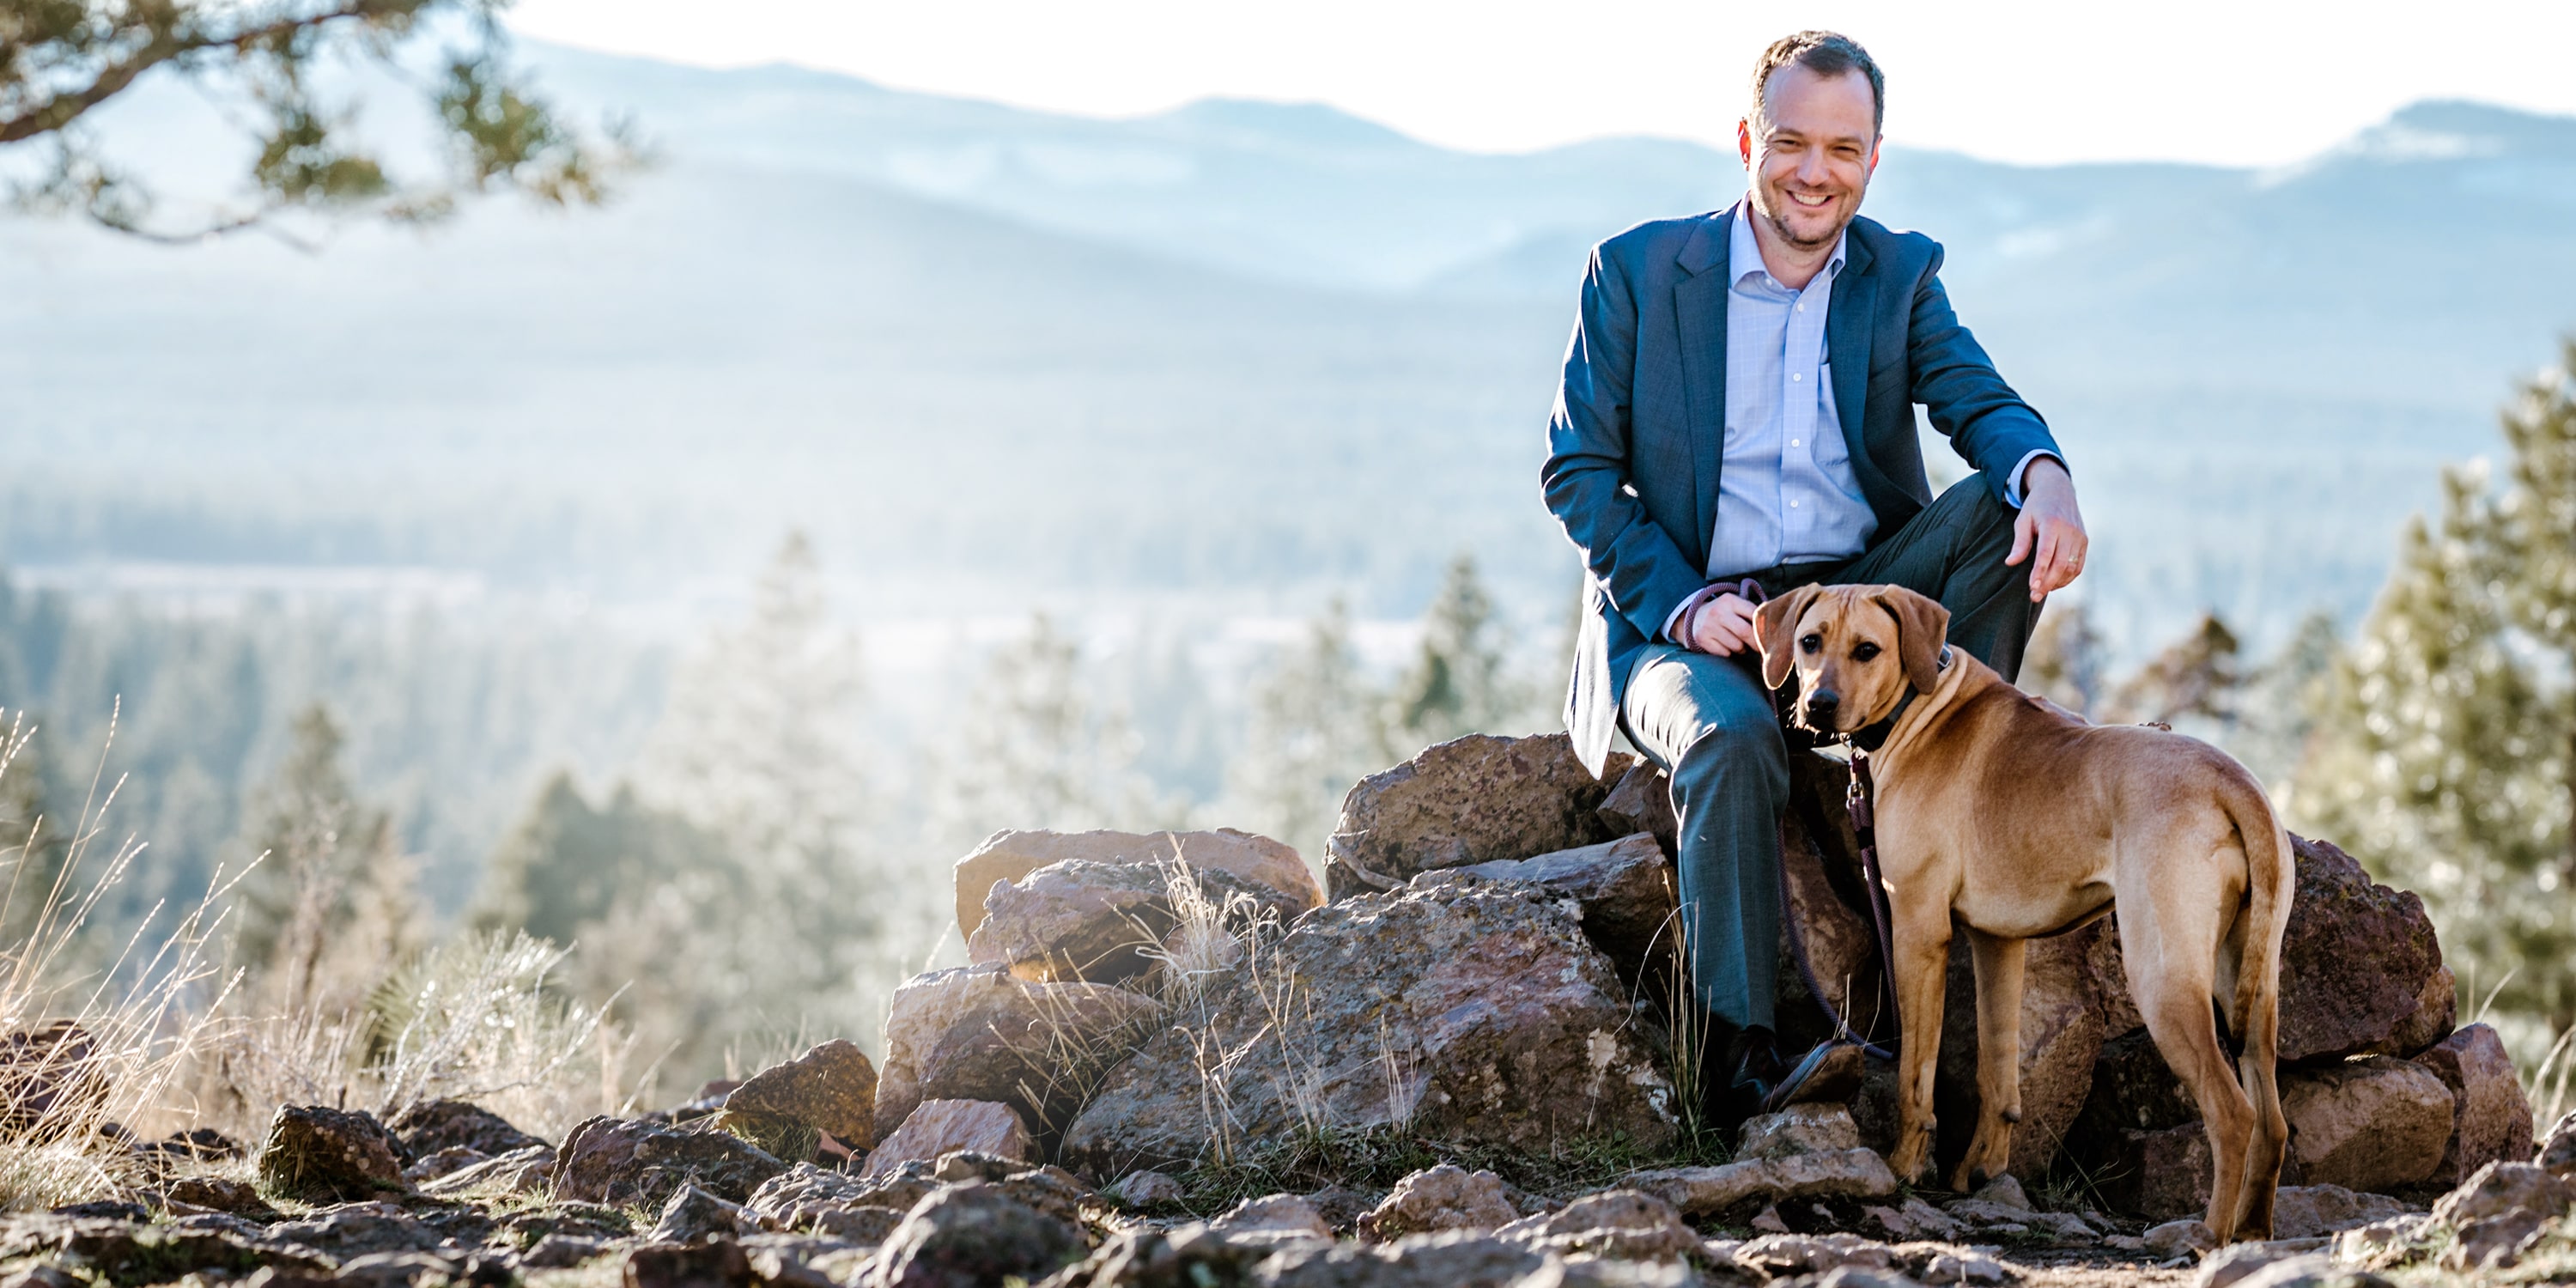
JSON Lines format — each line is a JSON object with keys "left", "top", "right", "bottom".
{"left": 1791, "top": 373, "right": 1802, "bottom": 382}
{"left": 1795, "top": 303, "right": 1805, "bottom": 313}
{"left": 1791, "top": 439, "right": 1801, "bottom": 447}
{"left": 1791, "top": 500, "right": 1801, "bottom": 507}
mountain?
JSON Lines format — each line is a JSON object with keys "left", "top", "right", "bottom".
{"left": 4, "top": 42, "right": 2574, "bottom": 657}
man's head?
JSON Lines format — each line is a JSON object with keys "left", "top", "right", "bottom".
{"left": 1756, "top": 584, "right": 1949, "bottom": 735}
{"left": 1738, "top": 31, "right": 1883, "bottom": 252}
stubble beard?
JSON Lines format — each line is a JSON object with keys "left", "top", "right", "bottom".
{"left": 1759, "top": 185, "right": 1856, "bottom": 252}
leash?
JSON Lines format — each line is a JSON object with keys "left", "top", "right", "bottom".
{"left": 1838, "top": 746, "right": 1902, "bottom": 1059}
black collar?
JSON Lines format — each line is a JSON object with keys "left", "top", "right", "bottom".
{"left": 1845, "top": 646, "right": 1953, "bottom": 754}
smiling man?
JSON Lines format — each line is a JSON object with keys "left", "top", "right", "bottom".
{"left": 1541, "top": 30, "right": 2087, "bottom": 1122}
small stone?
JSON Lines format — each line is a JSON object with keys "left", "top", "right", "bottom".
{"left": 623, "top": 1240, "right": 754, "bottom": 1288}
{"left": 1750, "top": 1205, "right": 1789, "bottom": 1233}
{"left": 723, "top": 1040, "right": 878, "bottom": 1151}
{"left": 2196, "top": 1242, "right": 2304, "bottom": 1288}
{"left": 401, "top": 1145, "right": 489, "bottom": 1183}
{"left": 1861, "top": 1196, "right": 1959, "bottom": 1241}
{"left": 1738, "top": 1103, "right": 1863, "bottom": 1160}
{"left": 2268, "top": 1184, "right": 2419, "bottom": 1239}
{"left": 1493, "top": 1188, "right": 1699, "bottom": 1261}
{"left": 2142, "top": 1218, "right": 2216, "bottom": 1258}
{"left": 1112, "top": 1170, "right": 1184, "bottom": 1206}
{"left": 0, "top": 1022, "right": 108, "bottom": 1143}
{"left": 1358, "top": 1163, "right": 1520, "bottom": 1240}
{"left": 1626, "top": 1147, "right": 1897, "bottom": 1217}
{"left": 164, "top": 1176, "right": 278, "bottom": 1219}
{"left": 419, "top": 1143, "right": 554, "bottom": 1197}
{"left": 385, "top": 1099, "right": 547, "bottom": 1159}
{"left": 2222, "top": 1254, "right": 2397, "bottom": 1288}
{"left": 1206, "top": 1194, "right": 1333, "bottom": 1246}
{"left": 873, "top": 964, "right": 1163, "bottom": 1143}
{"left": 522, "top": 1233, "right": 615, "bottom": 1268}
{"left": 2281, "top": 1057, "right": 2455, "bottom": 1192}
{"left": 550, "top": 1115, "right": 788, "bottom": 1209}
{"left": 864, "top": 1100, "right": 1035, "bottom": 1179}
{"left": 647, "top": 1184, "right": 764, "bottom": 1244}
{"left": 1968, "top": 1174, "right": 2031, "bottom": 1212}
{"left": 2410, "top": 1023, "right": 2535, "bottom": 1186}
{"left": 256, "top": 1104, "right": 409, "bottom": 1202}
{"left": 1732, "top": 1231, "right": 1896, "bottom": 1276}
{"left": 874, "top": 1183, "right": 1085, "bottom": 1287}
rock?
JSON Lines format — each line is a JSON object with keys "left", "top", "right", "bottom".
{"left": 2065, "top": 1027, "right": 2199, "bottom": 1182}
{"left": 522, "top": 1234, "right": 615, "bottom": 1267}
{"left": 1773, "top": 756, "right": 1889, "bottom": 1060}
{"left": 0, "top": 1216, "right": 329, "bottom": 1282}
{"left": 1300, "top": 1183, "right": 1380, "bottom": 1232}
{"left": 256, "top": 1104, "right": 410, "bottom": 1202}
{"left": 873, "top": 963, "right": 1164, "bottom": 1143}
{"left": 2196, "top": 1242, "right": 2310, "bottom": 1288}
{"left": 2090, "top": 1121, "right": 2215, "bottom": 1219}
{"left": 2331, "top": 1216, "right": 2428, "bottom": 1264}
{"left": 0, "top": 1022, "right": 107, "bottom": 1143}
{"left": 2268, "top": 1184, "right": 2419, "bottom": 1239}
{"left": 1206, "top": 1194, "right": 1334, "bottom": 1247}
{"left": 1595, "top": 761, "right": 1677, "bottom": 858}
{"left": 1112, "top": 1170, "right": 1184, "bottom": 1206}
{"left": 864, "top": 1100, "right": 1035, "bottom": 1178}
{"left": 1263, "top": 1230, "right": 1549, "bottom": 1288}
{"left": 1041, "top": 1228, "right": 1282, "bottom": 1288}
{"left": 873, "top": 1183, "right": 1085, "bottom": 1288}
{"left": 2410, "top": 1023, "right": 2534, "bottom": 1186}
{"left": 141, "top": 1127, "right": 241, "bottom": 1163}
{"left": 954, "top": 828, "right": 1318, "bottom": 941}
{"left": 2277, "top": 837, "right": 2448, "bottom": 1064}
{"left": 1358, "top": 1164, "right": 1520, "bottom": 1239}
{"left": 1934, "top": 920, "right": 2109, "bottom": 1180}
{"left": 1061, "top": 882, "right": 1674, "bottom": 1175}
{"left": 163, "top": 1175, "right": 280, "bottom": 1219}
{"left": 420, "top": 1143, "right": 555, "bottom": 1197}
{"left": 2392, "top": 965, "right": 2458, "bottom": 1054}
{"left": 258, "top": 1203, "right": 462, "bottom": 1263}
{"left": 550, "top": 1115, "right": 789, "bottom": 1208}
{"left": 1492, "top": 1189, "right": 1699, "bottom": 1261}
{"left": 2143, "top": 1218, "right": 2217, "bottom": 1257}
{"left": 970, "top": 860, "right": 1300, "bottom": 984}
{"left": 2426, "top": 1160, "right": 2576, "bottom": 1269}
{"left": 401, "top": 1145, "right": 488, "bottom": 1183}
{"left": 1414, "top": 833, "right": 1676, "bottom": 983}
{"left": 2281, "top": 1057, "right": 2455, "bottom": 1192}
{"left": 1807, "top": 1271, "right": 1927, "bottom": 1288}
{"left": 623, "top": 1241, "right": 754, "bottom": 1288}
{"left": 743, "top": 1162, "right": 910, "bottom": 1236}
{"left": 1731, "top": 1231, "right": 1898, "bottom": 1277}
{"left": 2220, "top": 1254, "right": 2397, "bottom": 1288}
{"left": 647, "top": 1183, "right": 765, "bottom": 1244}
{"left": 1324, "top": 733, "right": 1631, "bottom": 900}
{"left": 1967, "top": 1174, "right": 2031, "bottom": 1211}
{"left": 1740, "top": 1103, "right": 1863, "bottom": 1158}
{"left": 1626, "top": 1148, "right": 1898, "bottom": 1218}
{"left": 384, "top": 1099, "right": 547, "bottom": 1158}
{"left": 1860, "top": 1196, "right": 1960, "bottom": 1240}
{"left": 722, "top": 1039, "right": 878, "bottom": 1151}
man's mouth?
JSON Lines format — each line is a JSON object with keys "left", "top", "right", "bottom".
{"left": 1785, "top": 190, "right": 1835, "bottom": 210}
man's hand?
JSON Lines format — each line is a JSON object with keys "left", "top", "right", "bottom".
{"left": 1685, "top": 592, "right": 1761, "bottom": 656}
{"left": 2007, "top": 458, "right": 2087, "bottom": 601}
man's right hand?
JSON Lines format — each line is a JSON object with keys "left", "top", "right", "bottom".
{"left": 1686, "top": 592, "right": 1762, "bottom": 656}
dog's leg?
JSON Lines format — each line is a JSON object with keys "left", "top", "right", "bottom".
{"left": 1886, "top": 904, "right": 1954, "bottom": 1185}
{"left": 1950, "top": 929, "right": 2024, "bottom": 1193}
{"left": 2120, "top": 875, "right": 2259, "bottom": 1244}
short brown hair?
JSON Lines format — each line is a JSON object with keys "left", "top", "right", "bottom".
{"left": 1751, "top": 31, "right": 1884, "bottom": 137}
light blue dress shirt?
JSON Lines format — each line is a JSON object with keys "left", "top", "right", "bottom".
{"left": 1661, "top": 207, "right": 2053, "bottom": 642}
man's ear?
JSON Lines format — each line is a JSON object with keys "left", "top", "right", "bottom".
{"left": 1755, "top": 585, "right": 1820, "bottom": 691}
{"left": 1875, "top": 587, "right": 1952, "bottom": 693}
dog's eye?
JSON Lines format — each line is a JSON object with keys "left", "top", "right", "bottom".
{"left": 1799, "top": 634, "right": 1822, "bottom": 654}
{"left": 1852, "top": 641, "right": 1882, "bottom": 661}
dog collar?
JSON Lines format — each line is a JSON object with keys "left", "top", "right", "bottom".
{"left": 1846, "top": 646, "right": 1951, "bottom": 754}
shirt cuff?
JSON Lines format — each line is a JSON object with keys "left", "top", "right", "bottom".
{"left": 1660, "top": 585, "right": 1722, "bottom": 644}
{"left": 2002, "top": 450, "right": 2063, "bottom": 507}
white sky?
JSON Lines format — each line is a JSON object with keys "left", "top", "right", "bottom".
{"left": 507, "top": 0, "right": 2576, "bottom": 167}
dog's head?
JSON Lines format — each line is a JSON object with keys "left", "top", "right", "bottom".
{"left": 1754, "top": 584, "right": 1952, "bottom": 735}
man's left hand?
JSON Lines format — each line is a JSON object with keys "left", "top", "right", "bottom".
{"left": 2006, "top": 458, "right": 2087, "bottom": 601}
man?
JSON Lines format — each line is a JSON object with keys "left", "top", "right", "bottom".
{"left": 1540, "top": 31, "right": 2088, "bottom": 1117}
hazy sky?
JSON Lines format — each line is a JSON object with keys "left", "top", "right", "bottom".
{"left": 508, "top": 0, "right": 2576, "bottom": 167}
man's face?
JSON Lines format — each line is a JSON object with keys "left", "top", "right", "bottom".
{"left": 1738, "top": 64, "right": 1880, "bottom": 251}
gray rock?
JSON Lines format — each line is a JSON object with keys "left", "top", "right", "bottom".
{"left": 2427, "top": 1159, "right": 2576, "bottom": 1269}
{"left": 399, "top": 1145, "right": 488, "bottom": 1184}
{"left": 2281, "top": 1057, "right": 2456, "bottom": 1192}
{"left": 863, "top": 1100, "right": 1034, "bottom": 1178}
{"left": 622, "top": 1240, "right": 755, "bottom": 1288}
{"left": 1324, "top": 733, "right": 1631, "bottom": 899}
{"left": 647, "top": 1183, "right": 765, "bottom": 1244}
{"left": 550, "top": 1115, "right": 788, "bottom": 1208}
{"left": 1731, "top": 1231, "right": 1898, "bottom": 1277}
{"left": 1203, "top": 1194, "right": 1334, "bottom": 1249}
{"left": 2277, "top": 837, "right": 2449, "bottom": 1064}
{"left": 972, "top": 860, "right": 1305, "bottom": 986}
{"left": 1358, "top": 1164, "right": 1520, "bottom": 1240}
{"left": 1063, "top": 883, "right": 1674, "bottom": 1175}
{"left": 419, "top": 1143, "right": 554, "bottom": 1197}
{"left": 2410, "top": 1023, "right": 2535, "bottom": 1187}
{"left": 1595, "top": 761, "right": 1676, "bottom": 858}
{"left": 1859, "top": 1197, "right": 1960, "bottom": 1241}
{"left": 953, "top": 828, "right": 1317, "bottom": 942}
{"left": 520, "top": 1233, "right": 615, "bottom": 1267}
{"left": 874, "top": 1183, "right": 1085, "bottom": 1288}
{"left": 1265, "top": 1230, "right": 1552, "bottom": 1288}
{"left": 384, "top": 1098, "right": 547, "bottom": 1159}
{"left": 2142, "top": 1218, "right": 2216, "bottom": 1258}
{"left": 873, "top": 963, "right": 1164, "bottom": 1142}
{"left": 2225, "top": 1254, "right": 2397, "bottom": 1288}
{"left": 722, "top": 1039, "right": 878, "bottom": 1151}
{"left": 1492, "top": 1188, "right": 1699, "bottom": 1262}
{"left": 255, "top": 1105, "right": 410, "bottom": 1203}
{"left": 1418, "top": 834, "right": 1675, "bottom": 984}
{"left": 258, "top": 1203, "right": 450, "bottom": 1261}
{"left": 2267, "top": 1184, "right": 2418, "bottom": 1239}
{"left": 1626, "top": 1147, "right": 1897, "bottom": 1218}
{"left": 1738, "top": 1103, "right": 1862, "bottom": 1159}
{"left": 1110, "top": 1170, "right": 1184, "bottom": 1207}
{"left": 2196, "top": 1242, "right": 2311, "bottom": 1288}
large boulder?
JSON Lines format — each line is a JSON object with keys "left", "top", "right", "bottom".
{"left": 721, "top": 1039, "right": 878, "bottom": 1151}
{"left": 1061, "top": 882, "right": 1676, "bottom": 1176}
{"left": 550, "top": 1115, "right": 788, "bottom": 1208}
{"left": 862, "top": 1101, "right": 1035, "bottom": 1178}
{"left": 969, "top": 860, "right": 1299, "bottom": 985}
{"left": 256, "top": 1105, "right": 410, "bottom": 1202}
{"left": 1411, "top": 832, "right": 1675, "bottom": 982}
{"left": 2411, "top": 1023, "right": 2534, "bottom": 1187}
{"left": 2278, "top": 837, "right": 2450, "bottom": 1064}
{"left": 874, "top": 963, "right": 1164, "bottom": 1143}
{"left": 1933, "top": 920, "right": 2111, "bottom": 1180}
{"left": 1323, "top": 733, "right": 1632, "bottom": 900}
{"left": 1594, "top": 762, "right": 1677, "bottom": 858}
{"left": 2281, "top": 1056, "right": 2456, "bottom": 1193}
{"left": 953, "top": 828, "right": 1316, "bottom": 941}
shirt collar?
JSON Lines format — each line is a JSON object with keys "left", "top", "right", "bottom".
{"left": 1730, "top": 200, "right": 1847, "bottom": 291}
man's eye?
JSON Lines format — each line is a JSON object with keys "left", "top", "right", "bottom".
{"left": 1853, "top": 642, "right": 1881, "bottom": 661}
{"left": 1800, "top": 634, "right": 1822, "bottom": 653}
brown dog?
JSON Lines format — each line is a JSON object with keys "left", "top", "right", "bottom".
{"left": 1753, "top": 583, "right": 2292, "bottom": 1244}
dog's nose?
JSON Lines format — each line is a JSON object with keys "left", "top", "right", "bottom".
{"left": 1807, "top": 690, "right": 1841, "bottom": 718}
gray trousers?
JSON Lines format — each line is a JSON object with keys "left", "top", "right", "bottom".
{"left": 1619, "top": 480, "right": 2042, "bottom": 1030}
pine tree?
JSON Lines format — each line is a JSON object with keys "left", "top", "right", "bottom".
{"left": 931, "top": 614, "right": 1157, "bottom": 851}
{"left": 2109, "top": 612, "right": 2242, "bottom": 729}
{"left": 1228, "top": 599, "right": 1388, "bottom": 864}
{"left": 2295, "top": 343, "right": 2576, "bottom": 1027}
{"left": 1388, "top": 553, "right": 1518, "bottom": 754}
{"left": 228, "top": 703, "right": 422, "bottom": 1014}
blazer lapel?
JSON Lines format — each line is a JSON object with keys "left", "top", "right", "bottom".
{"left": 1673, "top": 208, "right": 1733, "bottom": 572}
{"left": 1826, "top": 233, "right": 1878, "bottom": 491}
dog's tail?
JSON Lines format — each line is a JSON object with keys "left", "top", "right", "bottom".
{"left": 2222, "top": 770, "right": 2295, "bottom": 1233}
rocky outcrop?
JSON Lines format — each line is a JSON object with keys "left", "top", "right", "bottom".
{"left": 2277, "top": 836, "right": 2450, "bottom": 1064}
{"left": 969, "top": 860, "right": 1300, "bottom": 985}
{"left": 863, "top": 1101, "right": 1034, "bottom": 1178}
{"left": 2281, "top": 1057, "right": 2456, "bottom": 1193}
{"left": 1323, "top": 734, "right": 1631, "bottom": 900}
{"left": 953, "top": 828, "right": 1317, "bottom": 942}
{"left": 256, "top": 1105, "right": 410, "bottom": 1203}
{"left": 549, "top": 1115, "right": 788, "bottom": 1208}
{"left": 1410, "top": 832, "right": 1675, "bottom": 982}
{"left": 873, "top": 963, "right": 1163, "bottom": 1143}
{"left": 721, "top": 1039, "right": 878, "bottom": 1151}
{"left": 2410, "top": 1023, "right": 2535, "bottom": 1186}
{"left": 1060, "top": 882, "right": 1675, "bottom": 1176}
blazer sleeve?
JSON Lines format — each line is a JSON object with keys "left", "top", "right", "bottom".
{"left": 1541, "top": 245, "right": 1710, "bottom": 641}
{"left": 1904, "top": 244, "right": 2063, "bottom": 502}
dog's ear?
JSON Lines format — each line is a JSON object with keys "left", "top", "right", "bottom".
{"left": 1755, "top": 585, "right": 1821, "bottom": 690}
{"left": 1875, "top": 587, "right": 1953, "bottom": 693}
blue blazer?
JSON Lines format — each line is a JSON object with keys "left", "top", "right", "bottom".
{"left": 1543, "top": 202, "right": 2061, "bottom": 777}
